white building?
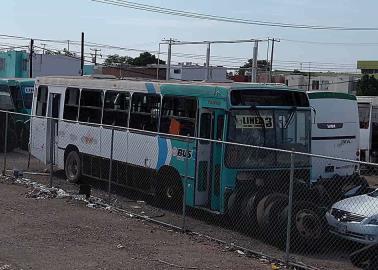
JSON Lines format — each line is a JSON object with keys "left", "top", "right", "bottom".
{"left": 169, "top": 62, "right": 229, "bottom": 82}
{"left": 285, "top": 74, "right": 357, "bottom": 94}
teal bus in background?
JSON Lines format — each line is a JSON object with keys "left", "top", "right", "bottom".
{"left": 0, "top": 78, "right": 34, "bottom": 149}
{"left": 30, "top": 77, "right": 366, "bottom": 246}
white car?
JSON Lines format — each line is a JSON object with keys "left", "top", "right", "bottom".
{"left": 326, "top": 189, "right": 378, "bottom": 244}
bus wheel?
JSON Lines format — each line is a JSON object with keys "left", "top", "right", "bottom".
{"left": 65, "top": 151, "right": 81, "bottom": 183}
{"left": 157, "top": 175, "right": 183, "bottom": 210}
{"left": 227, "top": 192, "right": 240, "bottom": 224}
{"left": 281, "top": 201, "right": 323, "bottom": 250}
{"left": 256, "top": 193, "right": 286, "bottom": 230}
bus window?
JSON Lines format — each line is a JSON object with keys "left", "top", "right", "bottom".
{"left": 160, "top": 96, "right": 197, "bottom": 136}
{"left": 130, "top": 93, "right": 161, "bottom": 132}
{"left": 358, "top": 103, "right": 370, "bottom": 129}
{"left": 78, "top": 89, "right": 103, "bottom": 124}
{"left": 63, "top": 88, "right": 80, "bottom": 121}
{"left": 9, "top": 86, "right": 23, "bottom": 110}
{"left": 216, "top": 115, "right": 224, "bottom": 140}
{"left": 36, "top": 86, "right": 48, "bottom": 116}
{"left": 103, "top": 91, "right": 130, "bottom": 127}
{"left": 199, "top": 113, "right": 211, "bottom": 144}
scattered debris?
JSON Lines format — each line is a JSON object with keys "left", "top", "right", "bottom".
{"left": 116, "top": 244, "right": 125, "bottom": 249}
{"left": 236, "top": 250, "right": 245, "bottom": 256}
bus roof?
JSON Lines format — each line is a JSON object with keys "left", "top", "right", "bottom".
{"left": 0, "top": 78, "right": 35, "bottom": 86}
{"left": 35, "top": 76, "right": 304, "bottom": 98}
{"left": 308, "top": 91, "right": 356, "bottom": 101}
{"left": 357, "top": 96, "right": 378, "bottom": 105}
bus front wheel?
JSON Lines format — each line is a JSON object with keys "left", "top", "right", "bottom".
{"left": 65, "top": 151, "right": 81, "bottom": 183}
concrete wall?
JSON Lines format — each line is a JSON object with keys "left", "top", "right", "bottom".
{"left": 32, "top": 54, "right": 81, "bottom": 77}
{"left": 170, "top": 65, "right": 228, "bottom": 82}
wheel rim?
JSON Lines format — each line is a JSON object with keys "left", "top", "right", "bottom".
{"left": 67, "top": 156, "right": 78, "bottom": 179}
{"left": 295, "top": 209, "right": 322, "bottom": 239}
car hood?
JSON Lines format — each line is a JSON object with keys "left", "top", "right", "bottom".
{"left": 332, "top": 195, "right": 378, "bottom": 217}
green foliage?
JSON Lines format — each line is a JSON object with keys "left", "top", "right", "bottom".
{"left": 357, "top": 75, "right": 378, "bottom": 96}
{"left": 238, "top": 59, "right": 270, "bottom": 75}
{"left": 104, "top": 52, "right": 165, "bottom": 67}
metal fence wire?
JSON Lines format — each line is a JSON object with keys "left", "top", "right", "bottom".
{"left": 1, "top": 110, "right": 378, "bottom": 269}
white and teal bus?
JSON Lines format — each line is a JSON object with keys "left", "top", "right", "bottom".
{"left": 32, "top": 76, "right": 360, "bottom": 244}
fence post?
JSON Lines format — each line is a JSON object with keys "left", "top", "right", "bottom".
{"left": 2, "top": 111, "right": 8, "bottom": 176}
{"left": 285, "top": 151, "right": 295, "bottom": 264}
{"left": 182, "top": 135, "right": 190, "bottom": 232}
{"left": 49, "top": 118, "right": 54, "bottom": 188}
{"left": 108, "top": 127, "right": 115, "bottom": 200}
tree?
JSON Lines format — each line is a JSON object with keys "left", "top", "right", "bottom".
{"left": 132, "top": 52, "right": 165, "bottom": 66}
{"left": 357, "top": 75, "right": 378, "bottom": 96}
{"left": 104, "top": 54, "right": 134, "bottom": 66}
{"left": 238, "top": 59, "right": 270, "bottom": 75}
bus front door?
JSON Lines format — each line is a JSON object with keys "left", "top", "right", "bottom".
{"left": 195, "top": 109, "right": 225, "bottom": 211}
{"left": 46, "top": 93, "right": 61, "bottom": 165}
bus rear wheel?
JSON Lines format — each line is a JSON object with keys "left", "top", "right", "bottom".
{"left": 65, "top": 151, "right": 81, "bottom": 183}
{"left": 156, "top": 175, "right": 183, "bottom": 211}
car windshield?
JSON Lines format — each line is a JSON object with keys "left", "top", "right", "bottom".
{"left": 368, "top": 189, "right": 378, "bottom": 198}
{"left": 225, "top": 108, "right": 311, "bottom": 169}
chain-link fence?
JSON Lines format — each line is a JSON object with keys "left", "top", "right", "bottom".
{"left": 2, "top": 110, "right": 378, "bottom": 269}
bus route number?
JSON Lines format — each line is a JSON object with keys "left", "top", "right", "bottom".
{"left": 236, "top": 115, "right": 273, "bottom": 129}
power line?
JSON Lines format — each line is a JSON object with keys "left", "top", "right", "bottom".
{"left": 280, "top": 38, "right": 378, "bottom": 46}
{"left": 91, "top": 0, "right": 378, "bottom": 31}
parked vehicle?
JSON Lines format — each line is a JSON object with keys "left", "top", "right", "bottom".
{"left": 326, "top": 188, "right": 378, "bottom": 244}
{"left": 309, "top": 92, "right": 360, "bottom": 182}
{"left": 0, "top": 84, "right": 19, "bottom": 152}
{"left": 0, "top": 78, "right": 34, "bottom": 150}
{"left": 29, "top": 76, "right": 366, "bottom": 247}
{"left": 357, "top": 96, "right": 378, "bottom": 163}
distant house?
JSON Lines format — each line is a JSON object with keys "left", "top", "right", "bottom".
{"left": 357, "top": 60, "right": 378, "bottom": 77}
{"left": 169, "top": 63, "right": 229, "bottom": 82}
{"left": 0, "top": 51, "right": 29, "bottom": 78}
{"left": 285, "top": 74, "right": 358, "bottom": 94}
{"left": 0, "top": 50, "right": 82, "bottom": 78}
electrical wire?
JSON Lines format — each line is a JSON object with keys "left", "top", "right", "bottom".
{"left": 91, "top": 0, "right": 378, "bottom": 31}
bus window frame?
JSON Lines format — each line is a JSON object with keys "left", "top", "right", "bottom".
{"left": 159, "top": 95, "right": 198, "bottom": 137}
{"left": 129, "top": 92, "right": 162, "bottom": 133}
{"left": 78, "top": 88, "right": 104, "bottom": 125}
{"left": 102, "top": 89, "right": 131, "bottom": 128}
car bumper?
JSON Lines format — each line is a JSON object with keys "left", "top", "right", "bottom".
{"left": 326, "top": 213, "right": 378, "bottom": 245}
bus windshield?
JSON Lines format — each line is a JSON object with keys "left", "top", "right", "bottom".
{"left": 0, "top": 85, "right": 15, "bottom": 111}
{"left": 358, "top": 103, "right": 370, "bottom": 129}
{"left": 226, "top": 108, "right": 311, "bottom": 169}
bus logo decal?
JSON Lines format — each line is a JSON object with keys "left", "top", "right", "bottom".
{"left": 81, "top": 134, "right": 97, "bottom": 145}
{"left": 172, "top": 147, "right": 192, "bottom": 160}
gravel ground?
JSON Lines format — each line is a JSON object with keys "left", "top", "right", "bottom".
{"left": 0, "top": 179, "right": 273, "bottom": 270}
{"left": 2, "top": 150, "right": 377, "bottom": 270}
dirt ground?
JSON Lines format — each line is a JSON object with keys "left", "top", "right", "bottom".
{"left": 0, "top": 180, "right": 272, "bottom": 270}
{"left": 1, "top": 150, "right": 377, "bottom": 270}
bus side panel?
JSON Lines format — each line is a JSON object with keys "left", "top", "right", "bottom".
{"left": 127, "top": 132, "right": 159, "bottom": 169}
{"left": 168, "top": 138, "right": 196, "bottom": 207}
{"left": 30, "top": 116, "right": 47, "bottom": 164}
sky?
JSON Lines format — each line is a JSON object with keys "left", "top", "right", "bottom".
{"left": 2, "top": 0, "right": 378, "bottom": 72}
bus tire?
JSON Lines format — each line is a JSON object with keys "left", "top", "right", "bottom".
{"left": 156, "top": 167, "right": 183, "bottom": 210}
{"left": 227, "top": 192, "right": 240, "bottom": 224}
{"left": 65, "top": 150, "right": 81, "bottom": 183}
{"left": 256, "top": 193, "right": 286, "bottom": 230}
{"left": 280, "top": 201, "right": 323, "bottom": 250}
